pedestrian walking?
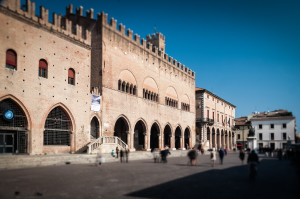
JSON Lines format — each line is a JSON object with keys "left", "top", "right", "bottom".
{"left": 239, "top": 149, "right": 245, "bottom": 164}
{"left": 120, "top": 149, "right": 124, "bottom": 163}
{"left": 219, "top": 148, "right": 225, "bottom": 164}
{"left": 161, "top": 146, "right": 171, "bottom": 163}
{"left": 96, "top": 151, "right": 104, "bottom": 166}
{"left": 187, "top": 148, "right": 198, "bottom": 166}
{"left": 152, "top": 148, "right": 160, "bottom": 163}
{"left": 125, "top": 148, "right": 129, "bottom": 163}
{"left": 247, "top": 150, "right": 259, "bottom": 181}
{"left": 116, "top": 146, "right": 119, "bottom": 158}
{"left": 210, "top": 148, "right": 216, "bottom": 167}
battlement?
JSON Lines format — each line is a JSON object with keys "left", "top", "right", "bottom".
{"left": 0, "top": 0, "right": 91, "bottom": 46}
{"left": 63, "top": 4, "right": 195, "bottom": 78}
{"left": 96, "top": 12, "right": 195, "bottom": 78}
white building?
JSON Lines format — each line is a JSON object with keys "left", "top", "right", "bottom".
{"left": 250, "top": 110, "right": 296, "bottom": 150}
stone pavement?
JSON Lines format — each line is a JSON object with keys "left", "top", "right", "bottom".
{"left": 0, "top": 152, "right": 299, "bottom": 199}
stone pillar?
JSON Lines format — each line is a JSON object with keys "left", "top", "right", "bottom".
{"left": 171, "top": 134, "right": 175, "bottom": 150}
{"left": 180, "top": 135, "right": 183, "bottom": 149}
{"left": 144, "top": 131, "right": 148, "bottom": 151}
{"left": 127, "top": 131, "right": 132, "bottom": 150}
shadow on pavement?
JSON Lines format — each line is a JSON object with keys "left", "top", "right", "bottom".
{"left": 127, "top": 159, "right": 300, "bottom": 199}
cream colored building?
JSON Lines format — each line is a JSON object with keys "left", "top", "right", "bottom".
{"left": 0, "top": 0, "right": 196, "bottom": 154}
{"left": 196, "top": 88, "right": 236, "bottom": 150}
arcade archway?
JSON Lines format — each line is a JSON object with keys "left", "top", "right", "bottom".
{"left": 175, "top": 126, "right": 181, "bottom": 149}
{"left": 114, "top": 117, "right": 129, "bottom": 144}
{"left": 163, "top": 125, "right": 172, "bottom": 148}
{"left": 150, "top": 123, "right": 160, "bottom": 149}
{"left": 134, "top": 120, "right": 146, "bottom": 150}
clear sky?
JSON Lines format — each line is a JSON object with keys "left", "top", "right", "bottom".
{"left": 23, "top": 0, "right": 300, "bottom": 132}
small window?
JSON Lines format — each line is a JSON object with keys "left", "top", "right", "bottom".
{"left": 282, "top": 123, "right": 286, "bottom": 128}
{"left": 270, "top": 133, "right": 274, "bottom": 140}
{"left": 282, "top": 133, "right": 287, "bottom": 140}
{"left": 68, "top": 68, "right": 75, "bottom": 85}
{"left": 39, "top": 59, "right": 48, "bottom": 78}
{"left": 6, "top": 49, "right": 17, "bottom": 70}
{"left": 259, "top": 133, "right": 262, "bottom": 140}
{"left": 270, "top": 124, "right": 274, "bottom": 129}
{"left": 237, "top": 134, "right": 240, "bottom": 139}
{"left": 259, "top": 124, "right": 262, "bottom": 129}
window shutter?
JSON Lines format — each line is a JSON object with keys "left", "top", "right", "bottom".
{"left": 6, "top": 50, "right": 17, "bottom": 66}
{"left": 68, "top": 69, "right": 75, "bottom": 78}
{"left": 39, "top": 60, "right": 47, "bottom": 69}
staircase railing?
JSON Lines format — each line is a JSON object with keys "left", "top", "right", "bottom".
{"left": 87, "top": 136, "right": 128, "bottom": 154}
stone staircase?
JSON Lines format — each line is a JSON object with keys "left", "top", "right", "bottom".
{"left": 87, "top": 136, "right": 128, "bottom": 153}
{"left": 0, "top": 150, "right": 189, "bottom": 170}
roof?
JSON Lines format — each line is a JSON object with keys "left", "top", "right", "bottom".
{"left": 195, "top": 87, "right": 236, "bottom": 108}
{"left": 250, "top": 110, "right": 295, "bottom": 121}
{"left": 234, "top": 117, "right": 251, "bottom": 126}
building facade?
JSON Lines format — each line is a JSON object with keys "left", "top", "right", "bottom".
{"left": 0, "top": 0, "right": 195, "bottom": 154}
{"left": 250, "top": 110, "right": 296, "bottom": 150}
{"left": 195, "top": 88, "right": 236, "bottom": 150}
{"left": 234, "top": 117, "right": 251, "bottom": 150}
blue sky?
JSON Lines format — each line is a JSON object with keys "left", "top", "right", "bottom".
{"left": 23, "top": 0, "right": 300, "bottom": 132}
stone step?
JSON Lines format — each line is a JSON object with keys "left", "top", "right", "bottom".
{"left": 0, "top": 150, "right": 189, "bottom": 170}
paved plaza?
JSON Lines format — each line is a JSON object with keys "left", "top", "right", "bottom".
{"left": 0, "top": 152, "right": 299, "bottom": 199}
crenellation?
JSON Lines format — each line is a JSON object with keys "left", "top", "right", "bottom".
{"left": 76, "top": 24, "right": 82, "bottom": 40}
{"left": 39, "top": 6, "right": 49, "bottom": 25}
{"left": 168, "top": 56, "right": 173, "bottom": 64}
{"left": 86, "top": 8, "right": 94, "bottom": 19}
{"left": 147, "top": 42, "right": 152, "bottom": 52}
{"left": 66, "top": 4, "right": 73, "bottom": 15}
{"left": 134, "top": 34, "right": 140, "bottom": 43}
{"left": 173, "top": 59, "right": 177, "bottom": 66}
{"left": 141, "top": 38, "right": 146, "bottom": 47}
{"left": 164, "top": 53, "right": 168, "bottom": 61}
{"left": 127, "top": 29, "right": 133, "bottom": 39}
{"left": 118, "top": 23, "right": 125, "bottom": 35}
{"left": 98, "top": 12, "right": 108, "bottom": 25}
{"left": 109, "top": 18, "right": 117, "bottom": 29}
{"left": 76, "top": 6, "right": 83, "bottom": 16}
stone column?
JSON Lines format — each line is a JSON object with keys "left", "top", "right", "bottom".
{"left": 171, "top": 134, "right": 175, "bottom": 150}
{"left": 127, "top": 131, "right": 132, "bottom": 150}
{"left": 179, "top": 135, "right": 183, "bottom": 149}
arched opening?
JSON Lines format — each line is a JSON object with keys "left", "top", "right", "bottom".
{"left": 90, "top": 117, "right": 100, "bottom": 139}
{"left": 44, "top": 107, "right": 72, "bottom": 146}
{"left": 184, "top": 128, "right": 190, "bottom": 149}
{"left": 175, "top": 126, "right": 181, "bottom": 149}
{"left": 163, "top": 125, "right": 171, "bottom": 148}
{"left": 207, "top": 127, "right": 211, "bottom": 148}
{"left": 150, "top": 123, "right": 160, "bottom": 149}
{"left": 217, "top": 129, "right": 220, "bottom": 149}
{"left": 134, "top": 120, "right": 146, "bottom": 150}
{"left": 114, "top": 117, "right": 129, "bottom": 144}
{"left": 212, "top": 128, "right": 216, "bottom": 148}
{"left": 0, "top": 99, "right": 28, "bottom": 153}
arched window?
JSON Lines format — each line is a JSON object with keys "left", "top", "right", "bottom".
{"left": 39, "top": 59, "right": 48, "bottom": 78}
{"left": 44, "top": 107, "right": 72, "bottom": 145}
{"left": 6, "top": 49, "right": 17, "bottom": 70}
{"left": 68, "top": 68, "right": 75, "bottom": 85}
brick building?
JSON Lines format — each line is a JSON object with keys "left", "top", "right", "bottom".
{"left": 0, "top": 0, "right": 195, "bottom": 154}
{"left": 196, "top": 88, "right": 236, "bottom": 150}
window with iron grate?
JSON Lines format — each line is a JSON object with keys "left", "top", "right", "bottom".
{"left": 44, "top": 107, "right": 72, "bottom": 145}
